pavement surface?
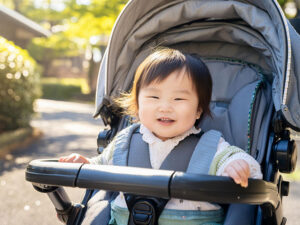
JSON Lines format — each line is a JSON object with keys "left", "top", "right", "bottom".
{"left": 0, "top": 99, "right": 299, "bottom": 225}
{"left": 0, "top": 99, "right": 103, "bottom": 225}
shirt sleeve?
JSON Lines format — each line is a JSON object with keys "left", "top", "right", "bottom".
{"left": 88, "top": 138, "right": 116, "bottom": 165}
{"left": 210, "top": 137, "right": 263, "bottom": 179}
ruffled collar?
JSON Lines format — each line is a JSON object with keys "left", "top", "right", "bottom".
{"left": 140, "top": 124, "right": 201, "bottom": 148}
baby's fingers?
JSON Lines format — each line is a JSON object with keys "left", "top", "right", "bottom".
{"left": 224, "top": 160, "right": 250, "bottom": 187}
{"left": 59, "top": 153, "right": 88, "bottom": 163}
{"left": 236, "top": 160, "right": 250, "bottom": 178}
{"left": 59, "top": 154, "right": 76, "bottom": 163}
{"left": 234, "top": 160, "right": 250, "bottom": 187}
{"left": 225, "top": 165, "right": 242, "bottom": 185}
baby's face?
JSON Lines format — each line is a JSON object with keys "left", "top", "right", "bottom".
{"left": 137, "top": 69, "right": 202, "bottom": 141}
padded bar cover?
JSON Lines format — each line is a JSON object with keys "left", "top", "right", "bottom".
{"left": 76, "top": 164, "right": 173, "bottom": 198}
{"left": 170, "top": 172, "right": 279, "bottom": 207}
{"left": 26, "top": 159, "right": 82, "bottom": 187}
{"left": 26, "top": 159, "right": 279, "bottom": 208}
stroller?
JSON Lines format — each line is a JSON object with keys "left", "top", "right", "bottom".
{"left": 26, "top": 0, "right": 300, "bottom": 224}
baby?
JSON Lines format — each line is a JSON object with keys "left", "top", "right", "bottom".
{"left": 60, "top": 48, "right": 262, "bottom": 225}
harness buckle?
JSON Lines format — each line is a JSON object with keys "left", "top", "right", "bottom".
{"left": 125, "top": 194, "right": 168, "bottom": 225}
{"left": 97, "top": 129, "right": 113, "bottom": 153}
{"left": 132, "top": 200, "right": 155, "bottom": 225}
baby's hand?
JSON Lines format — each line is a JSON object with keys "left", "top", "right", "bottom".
{"left": 59, "top": 153, "right": 90, "bottom": 164}
{"left": 222, "top": 159, "right": 250, "bottom": 187}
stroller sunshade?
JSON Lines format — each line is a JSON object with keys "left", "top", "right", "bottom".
{"left": 94, "top": 0, "right": 300, "bottom": 130}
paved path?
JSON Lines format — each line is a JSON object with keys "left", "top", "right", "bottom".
{"left": 0, "top": 99, "right": 299, "bottom": 224}
{"left": 0, "top": 99, "right": 103, "bottom": 225}
{"left": 282, "top": 139, "right": 300, "bottom": 225}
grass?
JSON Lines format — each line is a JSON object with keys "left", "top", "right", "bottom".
{"left": 41, "top": 77, "right": 93, "bottom": 102}
{"left": 282, "top": 168, "right": 300, "bottom": 182}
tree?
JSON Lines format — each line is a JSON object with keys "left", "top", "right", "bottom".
{"left": 0, "top": 0, "right": 126, "bottom": 57}
{"left": 278, "top": 0, "right": 300, "bottom": 18}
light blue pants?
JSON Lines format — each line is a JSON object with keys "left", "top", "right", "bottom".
{"left": 109, "top": 200, "right": 224, "bottom": 225}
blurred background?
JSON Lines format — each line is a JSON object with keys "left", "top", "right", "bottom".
{"left": 0, "top": 1, "right": 127, "bottom": 224}
{"left": 0, "top": 0, "right": 127, "bottom": 107}
{"left": 0, "top": 0, "right": 299, "bottom": 225}
{"left": 0, "top": 0, "right": 299, "bottom": 137}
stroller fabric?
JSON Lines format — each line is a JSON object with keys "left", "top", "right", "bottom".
{"left": 95, "top": 0, "right": 300, "bottom": 131}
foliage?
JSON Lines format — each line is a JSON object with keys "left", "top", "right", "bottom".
{"left": 29, "top": 33, "right": 81, "bottom": 60}
{"left": 0, "top": 37, "right": 41, "bottom": 132}
{"left": 22, "top": 0, "right": 127, "bottom": 60}
{"left": 278, "top": 0, "right": 287, "bottom": 7}
{"left": 42, "top": 77, "right": 90, "bottom": 93}
{"left": 41, "top": 77, "right": 90, "bottom": 100}
{"left": 0, "top": 0, "right": 127, "bottom": 99}
{"left": 42, "top": 83, "right": 81, "bottom": 101}
{"left": 0, "top": 0, "right": 127, "bottom": 61}
{"left": 278, "top": 0, "right": 300, "bottom": 18}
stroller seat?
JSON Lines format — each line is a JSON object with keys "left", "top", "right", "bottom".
{"left": 201, "top": 59, "right": 272, "bottom": 162}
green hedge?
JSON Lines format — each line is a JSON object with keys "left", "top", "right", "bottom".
{"left": 0, "top": 37, "right": 41, "bottom": 132}
{"left": 40, "top": 78, "right": 93, "bottom": 102}
{"left": 42, "top": 83, "right": 82, "bottom": 100}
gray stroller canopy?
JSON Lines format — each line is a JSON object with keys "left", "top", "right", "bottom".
{"left": 94, "top": 0, "right": 300, "bottom": 130}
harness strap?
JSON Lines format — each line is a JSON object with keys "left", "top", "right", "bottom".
{"left": 187, "top": 130, "right": 222, "bottom": 174}
{"left": 113, "top": 123, "right": 140, "bottom": 166}
{"left": 127, "top": 128, "right": 152, "bottom": 168}
{"left": 160, "top": 132, "right": 203, "bottom": 171}
{"left": 127, "top": 128, "right": 203, "bottom": 171}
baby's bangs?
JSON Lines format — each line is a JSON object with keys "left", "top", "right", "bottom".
{"left": 139, "top": 49, "right": 187, "bottom": 87}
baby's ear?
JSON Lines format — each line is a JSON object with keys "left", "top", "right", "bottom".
{"left": 197, "top": 108, "right": 203, "bottom": 119}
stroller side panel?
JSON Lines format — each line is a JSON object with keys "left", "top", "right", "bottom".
{"left": 282, "top": 22, "right": 300, "bottom": 131}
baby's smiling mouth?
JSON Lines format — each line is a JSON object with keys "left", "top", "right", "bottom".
{"left": 157, "top": 117, "right": 175, "bottom": 123}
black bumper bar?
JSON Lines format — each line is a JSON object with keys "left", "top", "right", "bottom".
{"left": 26, "top": 159, "right": 280, "bottom": 208}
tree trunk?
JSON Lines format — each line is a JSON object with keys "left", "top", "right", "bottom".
{"left": 12, "top": 0, "right": 20, "bottom": 12}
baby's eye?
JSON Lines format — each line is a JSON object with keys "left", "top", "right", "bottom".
{"left": 174, "top": 98, "right": 185, "bottom": 101}
{"left": 148, "top": 96, "right": 159, "bottom": 99}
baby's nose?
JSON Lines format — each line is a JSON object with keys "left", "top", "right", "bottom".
{"left": 158, "top": 101, "right": 172, "bottom": 112}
